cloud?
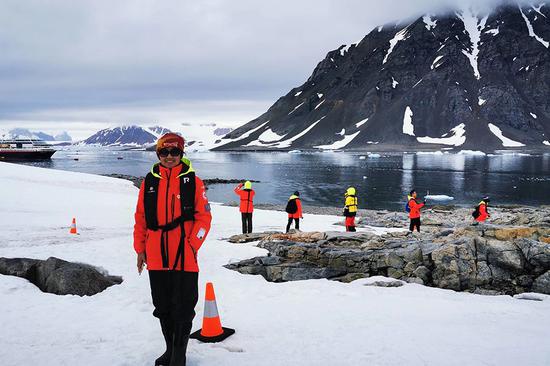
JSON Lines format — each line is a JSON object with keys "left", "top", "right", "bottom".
{"left": 0, "top": 0, "right": 546, "bottom": 128}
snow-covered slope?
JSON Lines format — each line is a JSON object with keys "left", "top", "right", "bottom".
{"left": 216, "top": 3, "right": 550, "bottom": 151}
{"left": 1, "top": 162, "right": 550, "bottom": 365}
{"left": 80, "top": 125, "right": 172, "bottom": 147}
{"left": 0, "top": 128, "right": 72, "bottom": 141}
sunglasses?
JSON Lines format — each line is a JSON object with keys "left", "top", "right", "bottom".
{"left": 158, "top": 148, "right": 183, "bottom": 157}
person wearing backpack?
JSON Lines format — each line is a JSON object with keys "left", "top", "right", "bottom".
{"left": 343, "top": 187, "right": 358, "bottom": 232}
{"left": 234, "top": 181, "right": 255, "bottom": 234}
{"left": 285, "top": 191, "right": 303, "bottom": 232}
{"left": 472, "top": 196, "right": 490, "bottom": 224}
{"left": 133, "top": 133, "right": 212, "bottom": 366}
{"left": 406, "top": 189, "right": 425, "bottom": 235}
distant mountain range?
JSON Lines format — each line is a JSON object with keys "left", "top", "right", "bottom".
{"left": 215, "top": 2, "right": 550, "bottom": 151}
{"left": 1, "top": 128, "right": 72, "bottom": 141}
{"left": 78, "top": 124, "right": 233, "bottom": 150}
{"left": 80, "top": 126, "right": 169, "bottom": 147}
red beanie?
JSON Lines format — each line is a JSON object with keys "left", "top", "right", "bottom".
{"left": 156, "top": 133, "right": 185, "bottom": 152}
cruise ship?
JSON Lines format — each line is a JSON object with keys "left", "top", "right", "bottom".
{"left": 0, "top": 139, "right": 57, "bottom": 160}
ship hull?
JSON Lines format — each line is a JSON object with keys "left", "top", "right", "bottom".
{"left": 0, "top": 149, "right": 56, "bottom": 160}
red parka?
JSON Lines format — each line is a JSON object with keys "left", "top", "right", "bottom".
{"left": 133, "top": 159, "right": 212, "bottom": 271}
{"left": 476, "top": 202, "right": 489, "bottom": 222}
{"left": 234, "top": 184, "right": 255, "bottom": 213}
{"left": 288, "top": 195, "right": 303, "bottom": 219}
{"left": 408, "top": 197, "right": 425, "bottom": 219}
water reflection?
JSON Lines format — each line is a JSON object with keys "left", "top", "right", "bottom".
{"left": 15, "top": 149, "right": 550, "bottom": 211}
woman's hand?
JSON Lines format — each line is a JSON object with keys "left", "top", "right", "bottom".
{"left": 137, "top": 252, "right": 146, "bottom": 274}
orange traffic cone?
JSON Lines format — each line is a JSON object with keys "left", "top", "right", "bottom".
{"left": 190, "top": 282, "right": 235, "bottom": 343}
{"left": 69, "top": 218, "right": 78, "bottom": 234}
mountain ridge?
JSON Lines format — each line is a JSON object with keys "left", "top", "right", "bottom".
{"left": 215, "top": 2, "right": 550, "bottom": 151}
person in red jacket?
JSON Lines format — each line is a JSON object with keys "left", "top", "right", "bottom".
{"left": 285, "top": 191, "right": 303, "bottom": 232}
{"left": 407, "top": 189, "right": 425, "bottom": 234}
{"left": 234, "top": 181, "right": 254, "bottom": 234}
{"left": 133, "top": 133, "right": 212, "bottom": 366}
{"left": 473, "top": 196, "right": 490, "bottom": 224}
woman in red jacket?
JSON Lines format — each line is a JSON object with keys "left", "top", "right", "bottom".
{"left": 234, "top": 181, "right": 255, "bottom": 234}
{"left": 133, "top": 133, "right": 212, "bottom": 366}
{"left": 474, "top": 196, "right": 491, "bottom": 223}
{"left": 407, "top": 189, "right": 425, "bottom": 234}
{"left": 286, "top": 191, "right": 303, "bottom": 232}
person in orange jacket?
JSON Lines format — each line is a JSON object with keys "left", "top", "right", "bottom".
{"left": 406, "top": 189, "right": 425, "bottom": 234}
{"left": 285, "top": 191, "right": 303, "bottom": 232}
{"left": 473, "top": 196, "right": 490, "bottom": 224}
{"left": 234, "top": 181, "right": 255, "bottom": 234}
{"left": 133, "top": 133, "right": 212, "bottom": 366}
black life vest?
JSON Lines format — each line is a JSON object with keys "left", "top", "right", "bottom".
{"left": 143, "top": 163, "right": 196, "bottom": 270}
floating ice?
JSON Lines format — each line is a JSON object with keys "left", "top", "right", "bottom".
{"left": 425, "top": 194, "right": 454, "bottom": 201}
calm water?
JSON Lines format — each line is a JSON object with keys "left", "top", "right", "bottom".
{"left": 20, "top": 148, "right": 550, "bottom": 211}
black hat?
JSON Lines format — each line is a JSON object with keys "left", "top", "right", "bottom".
{"left": 482, "top": 196, "right": 490, "bottom": 202}
{"left": 294, "top": 191, "right": 300, "bottom": 196}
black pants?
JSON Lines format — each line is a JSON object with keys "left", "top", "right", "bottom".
{"left": 286, "top": 218, "right": 299, "bottom": 232}
{"left": 409, "top": 217, "right": 421, "bottom": 232}
{"left": 149, "top": 270, "right": 199, "bottom": 333}
{"left": 241, "top": 212, "right": 253, "bottom": 234}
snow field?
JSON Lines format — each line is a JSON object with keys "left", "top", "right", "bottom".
{"left": 1, "top": 162, "right": 550, "bottom": 365}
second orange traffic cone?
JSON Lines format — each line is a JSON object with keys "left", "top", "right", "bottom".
{"left": 69, "top": 218, "right": 78, "bottom": 234}
{"left": 190, "top": 282, "right": 235, "bottom": 343}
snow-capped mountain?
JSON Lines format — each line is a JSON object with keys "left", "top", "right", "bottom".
{"left": 216, "top": 2, "right": 550, "bottom": 151}
{"left": 1, "top": 128, "right": 72, "bottom": 141}
{"left": 81, "top": 126, "right": 172, "bottom": 146}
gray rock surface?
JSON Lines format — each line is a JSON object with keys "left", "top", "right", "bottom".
{"left": 225, "top": 205, "right": 550, "bottom": 295}
{"left": 0, "top": 257, "right": 122, "bottom": 296}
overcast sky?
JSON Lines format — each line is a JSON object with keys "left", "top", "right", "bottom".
{"left": 0, "top": 0, "right": 538, "bottom": 138}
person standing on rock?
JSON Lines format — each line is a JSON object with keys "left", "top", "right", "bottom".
{"left": 133, "top": 133, "right": 212, "bottom": 366}
{"left": 285, "top": 191, "right": 303, "bottom": 232}
{"left": 472, "top": 196, "right": 490, "bottom": 225}
{"left": 343, "top": 187, "right": 358, "bottom": 232}
{"left": 406, "top": 189, "right": 425, "bottom": 235}
{"left": 234, "top": 181, "right": 255, "bottom": 234}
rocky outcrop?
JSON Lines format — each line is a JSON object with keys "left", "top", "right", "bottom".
{"left": 225, "top": 206, "right": 550, "bottom": 295}
{"left": 0, "top": 257, "right": 123, "bottom": 296}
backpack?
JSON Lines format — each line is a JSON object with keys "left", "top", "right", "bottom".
{"left": 405, "top": 201, "right": 411, "bottom": 213}
{"left": 472, "top": 205, "right": 480, "bottom": 219}
{"left": 285, "top": 199, "right": 298, "bottom": 214}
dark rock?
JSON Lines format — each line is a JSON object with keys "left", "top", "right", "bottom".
{"left": 365, "top": 280, "right": 404, "bottom": 288}
{"left": 0, "top": 257, "right": 122, "bottom": 296}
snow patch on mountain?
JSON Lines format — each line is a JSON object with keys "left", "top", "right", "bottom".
{"left": 392, "top": 77, "right": 399, "bottom": 88}
{"left": 383, "top": 26, "right": 411, "bottom": 64}
{"left": 315, "top": 100, "right": 325, "bottom": 110}
{"left": 543, "top": 140, "right": 550, "bottom": 146}
{"left": 488, "top": 123, "right": 526, "bottom": 147}
{"left": 288, "top": 102, "right": 305, "bottom": 115}
{"left": 431, "top": 55, "right": 444, "bottom": 70}
{"left": 423, "top": 15, "right": 437, "bottom": 31}
{"left": 230, "top": 121, "right": 270, "bottom": 142}
{"left": 273, "top": 117, "right": 325, "bottom": 149}
{"left": 314, "top": 131, "right": 361, "bottom": 150}
{"left": 478, "top": 97, "right": 487, "bottom": 106}
{"left": 530, "top": 113, "right": 538, "bottom": 119}
{"left": 416, "top": 123, "right": 466, "bottom": 146}
{"left": 355, "top": 118, "right": 369, "bottom": 128}
{"left": 457, "top": 9, "right": 488, "bottom": 79}
{"left": 294, "top": 91, "right": 302, "bottom": 97}
{"left": 403, "top": 106, "right": 415, "bottom": 136}
{"left": 519, "top": 5, "right": 549, "bottom": 48}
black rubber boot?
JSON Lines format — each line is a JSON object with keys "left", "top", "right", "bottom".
{"left": 169, "top": 322, "right": 190, "bottom": 366}
{"left": 155, "top": 318, "right": 173, "bottom": 366}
